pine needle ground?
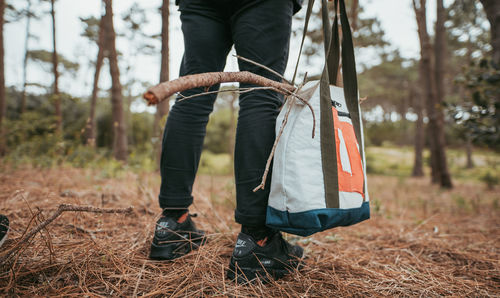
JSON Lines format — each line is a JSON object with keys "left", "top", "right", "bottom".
{"left": 0, "top": 166, "right": 498, "bottom": 296}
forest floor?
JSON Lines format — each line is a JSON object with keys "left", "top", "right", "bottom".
{"left": 0, "top": 165, "right": 498, "bottom": 296}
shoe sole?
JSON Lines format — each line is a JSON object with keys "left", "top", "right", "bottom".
{"left": 226, "top": 258, "right": 304, "bottom": 284}
{"left": 149, "top": 234, "right": 206, "bottom": 260}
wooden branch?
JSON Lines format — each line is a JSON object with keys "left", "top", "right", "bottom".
{"left": 143, "top": 71, "right": 296, "bottom": 105}
{"left": 0, "top": 204, "right": 133, "bottom": 264}
{"left": 253, "top": 96, "right": 297, "bottom": 193}
{"left": 143, "top": 71, "right": 318, "bottom": 194}
{"left": 175, "top": 86, "right": 277, "bottom": 103}
{"left": 234, "top": 55, "right": 293, "bottom": 85}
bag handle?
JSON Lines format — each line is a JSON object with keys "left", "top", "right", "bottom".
{"left": 291, "top": 0, "right": 315, "bottom": 85}
{"left": 321, "top": 0, "right": 362, "bottom": 155}
{"left": 318, "top": 0, "right": 364, "bottom": 208}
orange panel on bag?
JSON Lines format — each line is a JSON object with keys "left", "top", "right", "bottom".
{"left": 332, "top": 107, "right": 364, "bottom": 196}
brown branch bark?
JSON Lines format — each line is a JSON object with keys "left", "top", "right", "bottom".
{"left": 143, "top": 71, "right": 296, "bottom": 105}
{"left": 0, "top": 204, "right": 133, "bottom": 264}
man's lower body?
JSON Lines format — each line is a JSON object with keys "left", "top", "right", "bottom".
{"left": 150, "top": 0, "right": 303, "bottom": 282}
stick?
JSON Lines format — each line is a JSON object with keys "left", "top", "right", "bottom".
{"left": 143, "top": 71, "right": 296, "bottom": 105}
{"left": 175, "top": 86, "right": 277, "bottom": 103}
{"left": 234, "top": 55, "right": 293, "bottom": 85}
{"left": 0, "top": 204, "right": 133, "bottom": 264}
{"left": 143, "top": 70, "right": 317, "bottom": 193}
{"left": 253, "top": 96, "right": 296, "bottom": 192}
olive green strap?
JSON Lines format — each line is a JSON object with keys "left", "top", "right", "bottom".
{"left": 319, "top": 0, "right": 340, "bottom": 208}
{"left": 291, "top": 0, "right": 315, "bottom": 85}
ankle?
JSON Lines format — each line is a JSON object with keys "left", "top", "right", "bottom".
{"left": 241, "top": 225, "right": 276, "bottom": 246}
{"left": 162, "top": 208, "right": 188, "bottom": 222}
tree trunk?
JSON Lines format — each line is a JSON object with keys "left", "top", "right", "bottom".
{"left": 433, "top": 0, "right": 452, "bottom": 188}
{"left": 154, "top": 0, "right": 170, "bottom": 165}
{"left": 85, "top": 15, "right": 105, "bottom": 147}
{"left": 480, "top": 0, "right": 500, "bottom": 65}
{"left": 413, "top": 0, "right": 452, "bottom": 188}
{"left": 413, "top": 0, "right": 438, "bottom": 183}
{"left": 350, "top": 0, "right": 359, "bottom": 32}
{"left": 0, "top": 0, "right": 6, "bottom": 156}
{"left": 398, "top": 88, "right": 409, "bottom": 146}
{"left": 465, "top": 133, "right": 474, "bottom": 169}
{"left": 412, "top": 85, "right": 424, "bottom": 177}
{"left": 103, "top": 0, "right": 127, "bottom": 161}
{"left": 50, "top": 0, "right": 61, "bottom": 133}
{"left": 21, "top": 0, "right": 32, "bottom": 115}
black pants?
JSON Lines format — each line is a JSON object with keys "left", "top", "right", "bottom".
{"left": 159, "top": 0, "right": 294, "bottom": 226}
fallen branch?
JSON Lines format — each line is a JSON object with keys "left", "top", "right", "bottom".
{"left": 0, "top": 204, "right": 133, "bottom": 264}
{"left": 143, "top": 71, "right": 296, "bottom": 105}
{"left": 143, "top": 70, "right": 317, "bottom": 193}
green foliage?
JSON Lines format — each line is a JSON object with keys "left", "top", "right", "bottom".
{"left": 28, "top": 49, "right": 79, "bottom": 75}
{"left": 365, "top": 146, "right": 499, "bottom": 183}
{"left": 479, "top": 170, "right": 499, "bottom": 190}
{"left": 365, "top": 147, "right": 414, "bottom": 177}
{"left": 450, "top": 59, "right": 500, "bottom": 150}
{"left": 80, "top": 16, "right": 100, "bottom": 43}
{"left": 359, "top": 52, "right": 417, "bottom": 112}
{"left": 300, "top": 1, "right": 388, "bottom": 62}
{"left": 204, "top": 108, "right": 235, "bottom": 154}
{"left": 452, "top": 194, "right": 470, "bottom": 212}
{"left": 364, "top": 120, "right": 414, "bottom": 147}
{"left": 198, "top": 152, "right": 232, "bottom": 175}
{"left": 129, "top": 111, "right": 155, "bottom": 149}
{"left": 2, "top": 88, "right": 156, "bottom": 174}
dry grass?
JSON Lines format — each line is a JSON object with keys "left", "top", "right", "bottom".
{"left": 0, "top": 165, "right": 498, "bottom": 296}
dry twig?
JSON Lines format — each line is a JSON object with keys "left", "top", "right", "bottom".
{"left": 234, "top": 55, "right": 293, "bottom": 85}
{"left": 0, "top": 204, "right": 133, "bottom": 264}
{"left": 143, "top": 71, "right": 296, "bottom": 105}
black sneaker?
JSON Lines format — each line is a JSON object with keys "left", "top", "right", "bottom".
{"left": 227, "top": 232, "right": 304, "bottom": 283}
{"left": 0, "top": 214, "right": 9, "bottom": 248}
{"left": 149, "top": 212, "right": 206, "bottom": 260}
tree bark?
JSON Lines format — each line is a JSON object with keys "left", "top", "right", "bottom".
{"left": 350, "top": 0, "right": 359, "bottom": 32}
{"left": 413, "top": 0, "right": 452, "bottom": 188}
{"left": 412, "top": 85, "right": 424, "bottom": 177}
{"left": 0, "top": 0, "right": 6, "bottom": 156}
{"left": 103, "top": 0, "right": 128, "bottom": 161}
{"left": 154, "top": 0, "right": 170, "bottom": 165}
{"left": 21, "top": 0, "right": 32, "bottom": 114}
{"left": 433, "top": 0, "right": 452, "bottom": 188}
{"left": 465, "top": 133, "right": 474, "bottom": 169}
{"left": 85, "top": 15, "right": 105, "bottom": 147}
{"left": 480, "top": 0, "right": 500, "bottom": 65}
{"left": 50, "top": 0, "right": 61, "bottom": 133}
{"left": 413, "top": 0, "right": 438, "bottom": 183}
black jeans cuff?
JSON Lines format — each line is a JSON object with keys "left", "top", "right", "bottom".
{"left": 158, "top": 194, "right": 193, "bottom": 209}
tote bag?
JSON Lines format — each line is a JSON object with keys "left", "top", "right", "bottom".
{"left": 266, "top": 0, "right": 370, "bottom": 237}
